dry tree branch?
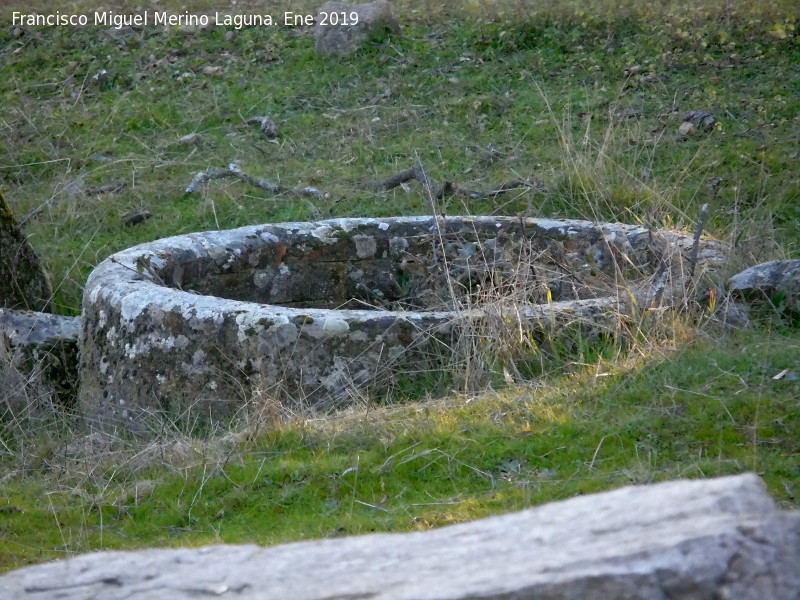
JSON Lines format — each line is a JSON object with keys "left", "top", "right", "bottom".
{"left": 185, "top": 163, "right": 323, "bottom": 197}
{"left": 453, "top": 179, "right": 543, "bottom": 200}
{"left": 185, "top": 161, "right": 543, "bottom": 206}
{"left": 368, "top": 164, "right": 442, "bottom": 198}
{"left": 367, "top": 163, "right": 544, "bottom": 203}
{"left": 689, "top": 203, "right": 709, "bottom": 277}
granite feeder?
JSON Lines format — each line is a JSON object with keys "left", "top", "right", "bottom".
{"left": 80, "top": 216, "right": 725, "bottom": 434}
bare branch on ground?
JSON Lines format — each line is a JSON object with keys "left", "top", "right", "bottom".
{"left": 689, "top": 203, "right": 710, "bottom": 277}
{"left": 367, "top": 163, "right": 545, "bottom": 203}
{"left": 185, "top": 163, "right": 322, "bottom": 197}
{"left": 185, "top": 161, "right": 544, "bottom": 205}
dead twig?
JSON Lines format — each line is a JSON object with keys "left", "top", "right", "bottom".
{"left": 367, "top": 163, "right": 543, "bottom": 205}
{"left": 85, "top": 182, "right": 125, "bottom": 196}
{"left": 368, "top": 164, "right": 442, "bottom": 200}
{"left": 452, "top": 179, "right": 542, "bottom": 200}
{"left": 689, "top": 203, "right": 709, "bottom": 277}
{"left": 185, "top": 163, "right": 322, "bottom": 197}
{"left": 186, "top": 162, "right": 539, "bottom": 203}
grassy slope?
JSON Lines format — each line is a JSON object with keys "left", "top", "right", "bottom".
{"left": 2, "top": 328, "right": 799, "bottom": 572}
{"left": 2, "top": 1, "right": 798, "bottom": 314}
{"left": 1, "top": 0, "right": 798, "bottom": 573}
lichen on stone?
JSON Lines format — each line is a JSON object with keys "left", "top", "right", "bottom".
{"left": 79, "top": 216, "right": 726, "bottom": 434}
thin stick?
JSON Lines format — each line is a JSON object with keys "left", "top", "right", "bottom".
{"left": 689, "top": 203, "right": 709, "bottom": 277}
{"left": 589, "top": 435, "right": 608, "bottom": 470}
{"left": 186, "top": 163, "right": 322, "bottom": 197}
{"left": 368, "top": 163, "right": 543, "bottom": 200}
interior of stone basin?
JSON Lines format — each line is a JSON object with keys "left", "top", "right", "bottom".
{"left": 168, "top": 217, "right": 677, "bottom": 310}
{"left": 80, "top": 216, "right": 724, "bottom": 433}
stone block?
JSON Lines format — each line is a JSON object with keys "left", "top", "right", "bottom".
{"left": 1, "top": 308, "right": 81, "bottom": 409}
{"left": 0, "top": 473, "right": 796, "bottom": 599}
{"left": 728, "top": 259, "right": 800, "bottom": 308}
{"left": 79, "top": 216, "right": 726, "bottom": 434}
{"left": 315, "top": 0, "right": 399, "bottom": 57}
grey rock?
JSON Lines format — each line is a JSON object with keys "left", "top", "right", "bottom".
{"left": 678, "top": 120, "right": 697, "bottom": 136}
{"left": 0, "top": 190, "right": 52, "bottom": 312}
{"left": 0, "top": 308, "right": 81, "bottom": 407}
{"left": 315, "top": 0, "right": 399, "bottom": 57}
{"left": 681, "top": 109, "right": 716, "bottom": 131}
{"left": 728, "top": 260, "right": 800, "bottom": 307}
{"left": 0, "top": 473, "right": 797, "bottom": 599}
{"left": 713, "top": 298, "right": 751, "bottom": 328}
{"left": 106, "top": 25, "right": 137, "bottom": 39}
{"left": 62, "top": 431, "right": 116, "bottom": 459}
{"left": 178, "top": 132, "right": 201, "bottom": 145}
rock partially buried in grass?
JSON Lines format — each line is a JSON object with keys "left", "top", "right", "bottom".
{"left": 728, "top": 259, "right": 800, "bottom": 309}
{"left": 681, "top": 109, "right": 716, "bottom": 132}
{"left": 314, "top": 0, "right": 399, "bottom": 57}
{"left": 678, "top": 121, "right": 697, "bottom": 136}
{"left": 0, "top": 473, "right": 797, "bottom": 599}
{"left": 178, "top": 132, "right": 201, "bottom": 146}
{"left": 246, "top": 116, "right": 279, "bottom": 139}
{"left": 0, "top": 308, "right": 81, "bottom": 409}
{"left": 713, "top": 298, "right": 751, "bottom": 328}
{"left": 79, "top": 216, "right": 725, "bottom": 435}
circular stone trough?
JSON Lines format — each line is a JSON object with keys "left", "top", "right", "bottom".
{"left": 80, "top": 216, "right": 725, "bottom": 433}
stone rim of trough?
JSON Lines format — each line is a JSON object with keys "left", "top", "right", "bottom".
{"left": 79, "top": 215, "right": 727, "bottom": 430}
{"left": 83, "top": 215, "right": 726, "bottom": 326}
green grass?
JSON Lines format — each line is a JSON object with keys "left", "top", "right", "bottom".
{"left": 2, "top": 327, "right": 798, "bottom": 572}
{"left": 2, "top": 0, "right": 798, "bottom": 313}
{"left": 1, "top": 0, "right": 799, "bottom": 574}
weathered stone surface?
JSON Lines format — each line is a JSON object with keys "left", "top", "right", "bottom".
{"left": 315, "top": 0, "right": 399, "bottom": 57}
{"left": 728, "top": 259, "right": 800, "bottom": 307}
{"left": 79, "top": 216, "right": 725, "bottom": 433}
{"left": 0, "top": 308, "right": 81, "bottom": 408}
{"left": 681, "top": 109, "right": 716, "bottom": 132}
{"left": 1, "top": 473, "right": 797, "bottom": 599}
{"left": 0, "top": 191, "right": 52, "bottom": 312}
{"left": 712, "top": 299, "right": 751, "bottom": 328}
